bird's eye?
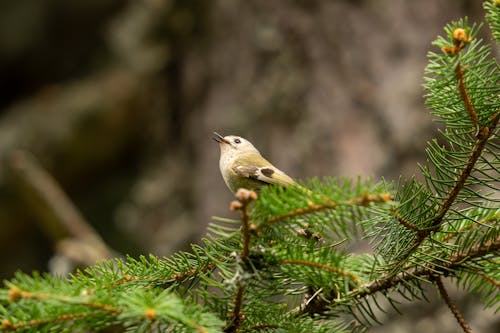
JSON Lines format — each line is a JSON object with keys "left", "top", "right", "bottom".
{"left": 234, "top": 138, "right": 241, "bottom": 144}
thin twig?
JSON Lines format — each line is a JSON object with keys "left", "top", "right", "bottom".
{"left": 264, "top": 193, "right": 392, "bottom": 226}
{"left": 393, "top": 209, "right": 425, "bottom": 232}
{"left": 7, "top": 286, "right": 121, "bottom": 314}
{"left": 297, "top": 235, "right": 500, "bottom": 315}
{"left": 241, "top": 201, "right": 251, "bottom": 262}
{"left": 475, "top": 270, "right": 500, "bottom": 288}
{"left": 431, "top": 124, "right": 493, "bottom": 229}
{"left": 281, "top": 259, "right": 360, "bottom": 285}
{"left": 456, "top": 63, "right": 478, "bottom": 126}
{"left": 434, "top": 277, "right": 472, "bottom": 333}
{"left": 389, "top": 65, "right": 499, "bottom": 269}
{"left": 0, "top": 313, "right": 100, "bottom": 332}
{"left": 225, "top": 189, "right": 257, "bottom": 333}
{"left": 362, "top": 235, "right": 500, "bottom": 296}
{"left": 244, "top": 323, "right": 280, "bottom": 331}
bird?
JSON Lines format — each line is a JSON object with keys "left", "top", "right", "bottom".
{"left": 213, "top": 132, "right": 297, "bottom": 193}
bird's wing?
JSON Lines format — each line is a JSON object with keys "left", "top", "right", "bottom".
{"left": 233, "top": 164, "right": 296, "bottom": 187}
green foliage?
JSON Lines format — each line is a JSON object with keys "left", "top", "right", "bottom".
{"left": 1, "top": 1, "right": 499, "bottom": 332}
{"left": 485, "top": 0, "right": 500, "bottom": 42}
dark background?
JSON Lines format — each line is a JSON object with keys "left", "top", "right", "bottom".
{"left": 0, "top": 1, "right": 496, "bottom": 332}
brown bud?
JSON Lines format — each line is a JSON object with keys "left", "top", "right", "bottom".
{"left": 453, "top": 28, "right": 467, "bottom": 42}
{"left": 145, "top": 309, "right": 156, "bottom": 320}
{"left": 442, "top": 45, "right": 456, "bottom": 55}
{"left": 381, "top": 193, "right": 394, "bottom": 201}
{"left": 230, "top": 200, "right": 243, "bottom": 211}
{"left": 248, "top": 190, "right": 258, "bottom": 201}
{"left": 8, "top": 286, "right": 22, "bottom": 302}
{"left": 235, "top": 188, "right": 257, "bottom": 202}
{"left": 235, "top": 188, "right": 250, "bottom": 201}
{"left": 1, "top": 319, "right": 13, "bottom": 328}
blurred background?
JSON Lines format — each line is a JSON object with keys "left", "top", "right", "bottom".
{"left": 0, "top": 0, "right": 497, "bottom": 332}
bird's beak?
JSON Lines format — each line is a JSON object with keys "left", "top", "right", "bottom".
{"left": 213, "top": 132, "right": 230, "bottom": 144}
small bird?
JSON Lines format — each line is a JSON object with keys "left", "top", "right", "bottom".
{"left": 213, "top": 132, "right": 297, "bottom": 193}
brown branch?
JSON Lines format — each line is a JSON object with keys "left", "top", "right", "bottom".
{"left": 455, "top": 63, "right": 478, "bottom": 126}
{"left": 441, "top": 214, "right": 499, "bottom": 243}
{"left": 106, "top": 261, "right": 217, "bottom": 289}
{"left": 225, "top": 287, "right": 246, "bottom": 333}
{"left": 264, "top": 193, "right": 393, "bottom": 226}
{"left": 361, "top": 235, "right": 500, "bottom": 297}
{"left": 393, "top": 208, "right": 424, "bottom": 232}
{"left": 298, "top": 235, "right": 500, "bottom": 316}
{"left": 389, "top": 109, "right": 499, "bottom": 270}
{"left": 225, "top": 189, "right": 257, "bottom": 333}
{"left": 240, "top": 202, "right": 251, "bottom": 262}
{"left": 434, "top": 276, "right": 472, "bottom": 333}
{"left": 282, "top": 259, "right": 360, "bottom": 285}
{"left": 475, "top": 270, "right": 500, "bottom": 288}
{"left": 0, "top": 313, "right": 99, "bottom": 332}
{"left": 244, "top": 323, "right": 280, "bottom": 331}
{"left": 3, "top": 286, "right": 188, "bottom": 331}
{"left": 7, "top": 286, "right": 121, "bottom": 314}
{"left": 5, "top": 285, "right": 211, "bottom": 333}
{"left": 390, "top": 28, "right": 498, "bottom": 271}
{"left": 433, "top": 39, "right": 499, "bottom": 230}
{"left": 431, "top": 123, "right": 495, "bottom": 230}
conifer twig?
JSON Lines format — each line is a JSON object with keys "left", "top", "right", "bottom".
{"left": 7, "top": 286, "right": 121, "bottom": 314}
{"left": 297, "top": 235, "right": 500, "bottom": 315}
{"left": 433, "top": 276, "right": 472, "bottom": 333}
{"left": 429, "top": 110, "right": 498, "bottom": 232}
{"left": 430, "top": 27, "right": 498, "bottom": 233}
{"left": 475, "top": 270, "right": 500, "bottom": 288}
{"left": 264, "top": 193, "right": 392, "bottom": 226}
{"left": 1, "top": 313, "right": 99, "bottom": 332}
{"left": 393, "top": 209, "right": 425, "bottom": 232}
{"left": 361, "top": 234, "right": 499, "bottom": 297}
{"left": 225, "top": 189, "right": 258, "bottom": 333}
{"left": 392, "top": 62, "right": 499, "bottom": 267}
{"left": 281, "top": 259, "right": 359, "bottom": 285}
{"left": 455, "top": 63, "right": 478, "bottom": 126}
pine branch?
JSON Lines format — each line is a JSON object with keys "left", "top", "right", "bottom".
{"left": 362, "top": 234, "right": 499, "bottom": 296}
{"left": 263, "top": 192, "right": 392, "bottom": 226}
{"left": 431, "top": 117, "right": 498, "bottom": 230}
{"left": 1, "top": 313, "right": 100, "bottom": 332}
{"left": 6, "top": 285, "right": 120, "bottom": 313}
{"left": 297, "top": 234, "right": 500, "bottom": 316}
{"left": 254, "top": 178, "right": 393, "bottom": 243}
{"left": 475, "top": 270, "right": 500, "bottom": 288}
{"left": 433, "top": 277, "right": 472, "bottom": 333}
{"left": 1, "top": 2, "right": 499, "bottom": 332}
{"left": 281, "top": 259, "right": 360, "bottom": 285}
{"left": 225, "top": 189, "right": 258, "bottom": 333}
{"left": 374, "top": 19, "right": 500, "bottom": 273}
{"left": 455, "top": 62, "right": 478, "bottom": 126}
{"left": 2, "top": 282, "right": 224, "bottom": 332}
{"left": 485, "top": 0, "right": 500, "bottom": 43}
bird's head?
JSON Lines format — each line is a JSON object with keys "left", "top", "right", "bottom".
{"left": 213, "top": 132, "right": 259, "bottom": 156}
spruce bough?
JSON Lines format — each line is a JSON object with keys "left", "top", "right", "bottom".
{"left": 1, "top": 2, "right": 499, "bottom": 332}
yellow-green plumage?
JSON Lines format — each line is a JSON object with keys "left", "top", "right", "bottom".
{"left": 226, "top": 154, "right": 296, "bottom": 193}
{"left": 214, "top": 133, "right": 296, "bottom": 193}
